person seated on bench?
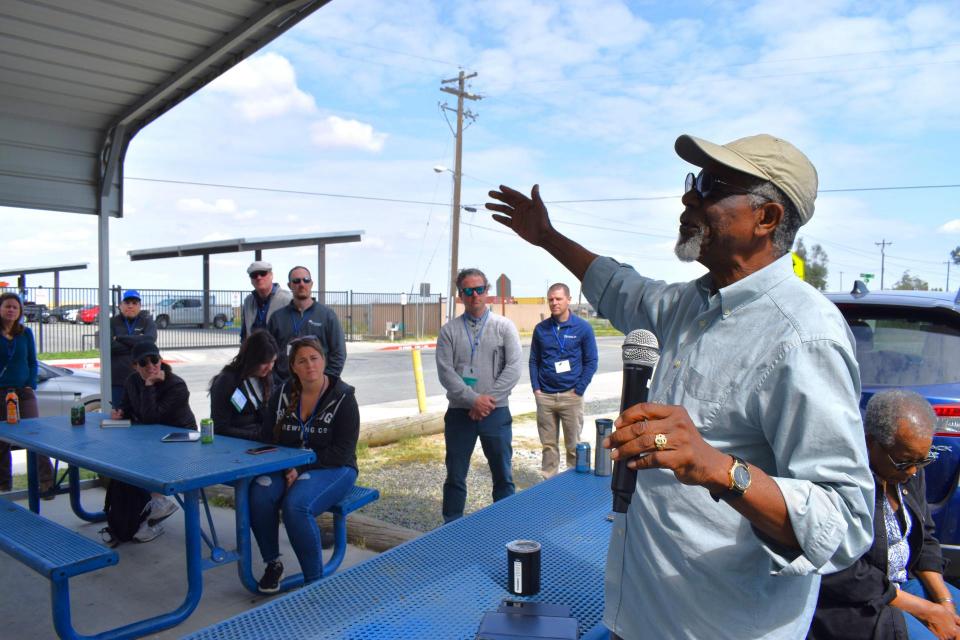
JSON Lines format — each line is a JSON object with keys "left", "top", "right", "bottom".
{"left": 809, "top": 389, "right": 960, "bottom": 639}
{"left": 110, "top": 340, "right": 197, "bottom": 542}
{"left": 251, "top": 335, "right": 359, "bottom": 593}
{"left": 0, "top": 293, "right": 56, "bottom": 497}
{"left": 208, "top": 329, "right": 278, "bottom": 441}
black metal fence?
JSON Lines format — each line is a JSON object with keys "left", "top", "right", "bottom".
{"left": 2, "top": 286, "right": 443, "bottom": 354}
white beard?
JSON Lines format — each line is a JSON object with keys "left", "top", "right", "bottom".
{"left": 674, "top": 226, "right": 705, "bottom": 262}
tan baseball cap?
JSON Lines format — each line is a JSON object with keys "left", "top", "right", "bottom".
{"left": 675, "top": 133, "right": 818, "bottom": 225}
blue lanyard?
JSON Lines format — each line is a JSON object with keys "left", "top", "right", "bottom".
{"left": 3, "top": 335, "right": 14, "bottom": 360}
{"left": 552, "top": 322, "right": 567, "bottom": 356}
{"left": 255, "top": 300, "right": 270, "bottom": 326}
{"left": 291, "top": 305, "right": 314, "bottom": 336}
{"left": 462, "top": 311, "right": 490, "bottom": 366}
{"left": 295, "top": 392, "right": 326, "bottom": 448}
{"left": 123, "top": 317, "right": 138, "bottom": 336}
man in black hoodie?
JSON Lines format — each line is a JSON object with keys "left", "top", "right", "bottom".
{"left": 109, "top": 289, "right": 157, "bottom": 407}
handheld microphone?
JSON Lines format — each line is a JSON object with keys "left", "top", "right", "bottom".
{"left": 611, "top": 329, "right": 660, "bottom": 513}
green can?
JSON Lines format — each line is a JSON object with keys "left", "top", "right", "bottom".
{"left": 200, "top": 418, "right": 214, "bottom": 444}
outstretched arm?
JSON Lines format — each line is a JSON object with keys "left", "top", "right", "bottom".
{"left": 486, "top": 184, "right": 597, "bottom": 281}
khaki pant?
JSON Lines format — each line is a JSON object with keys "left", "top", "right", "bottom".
{"left": 535, "top": 389, "right": 584, "bottom": 478}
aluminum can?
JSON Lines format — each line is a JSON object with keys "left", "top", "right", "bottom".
{"left": 594, "top": 418, "right": 614, "bottom": 476}
{"left": 506, "top": 539, "right": 541, "bottom": 595}
{"left": 200, "top": 418, "right": 214, "bottom": 444}
{"left": 575, "top": 442, "right": 591, "bottom": 473}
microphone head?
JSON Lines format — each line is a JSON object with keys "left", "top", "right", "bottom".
{"left": 622, "top": 329, "right": 660, "bottom": 366}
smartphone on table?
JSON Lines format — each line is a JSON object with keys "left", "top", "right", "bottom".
{"left": 246, "top": 445, "right": 278, "bottom": 455}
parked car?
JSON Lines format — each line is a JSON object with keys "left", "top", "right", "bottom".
{"left": 825, "top": 284, "right": 960, "bottom": 572}
{"left": 35, "top": 361, "right": 101, "bottom": 416}
{"left": 143, "top": 296, "right": 231, "bottom": 329}
{"left": 77, "top": 305, "right": 117, "bottom": 324}
{"left": 47, "top": 304, "right": 84, "bottom": 323}
{"left": 21, "top": 302, "right": 50, "bottom": 323}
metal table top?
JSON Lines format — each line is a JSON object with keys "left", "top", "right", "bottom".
{"left": 0, "top": 413, "right": 314, "bottom": 494}
{"left": 187, "top": 471, "right": 612, "bottom": 640}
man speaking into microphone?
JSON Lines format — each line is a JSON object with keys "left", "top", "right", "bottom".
{"left": 486, "top": 134, "right": 873, "bottom": 639}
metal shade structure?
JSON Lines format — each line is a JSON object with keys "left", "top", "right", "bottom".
{"left": 0, "top": 263, "right": 88, "bottom": 306}
{"left": 128, "top": 232, "right": 364, "bottom": 324}
{"left": 0, "top": 0, "right": 334, "bottom": 405}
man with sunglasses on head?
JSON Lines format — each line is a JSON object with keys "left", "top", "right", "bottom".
{"left": 268, "top": 265, "right": 346, "bottom": 381}
{"left": 109, "top": 289, "right": 157, "bottom": 408}
{"left": 811, "top": 389, "right": 960, "bottom": 640}
{"left": 241, "top": 261, "right": 291, "bottom": 342}
{"left": 487, "top": 134, "right": 873, "bottom": 639}
{"left": 436, "top": 268, "right": 522, "bottom": 523}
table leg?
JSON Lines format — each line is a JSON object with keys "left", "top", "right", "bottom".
{"left": 67, "top": 465, "right": 105, "bottom": 522}
{"left": 26, "top": 450, "right": 38, "bottom": 513}
{"left": 233, "top": 477, "right": 261, "bottom": 594}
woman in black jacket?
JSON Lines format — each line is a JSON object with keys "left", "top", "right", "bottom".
{"left": 810, "top": 390, "right": 960, "bottom": 640}
{"left": 208, "top": 330, "right": 277, "bottom": 440}
{"left": 249, "top": 335, "right": 359, "bottom": 593}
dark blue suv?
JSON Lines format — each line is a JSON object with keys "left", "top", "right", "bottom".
{"left": 826, "top": 285, "right": 960, "bottom": 573}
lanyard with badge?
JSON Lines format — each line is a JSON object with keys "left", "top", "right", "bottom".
{"left": 460, "top": 311, "right": 489, "bottom": 389}
{"left": 230, "top": 377, "right": 263, "bottom": 413}
{"left": 123, "top": 317, "right": 138, "bottom": 336}
{"left": 287, "top": 306, "right": 315, "bottom": 355}
{"left": 0, "top": 335, "right": 14, "bottom": 379}
{"left": 552, "top": 322, "right": 571, "bottom": 374}
{"left": 254, "top": 291, "right": 271, "bottom": 327}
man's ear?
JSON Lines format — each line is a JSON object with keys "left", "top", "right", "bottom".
{"left": 755, "top": 201, "right": 784, "bottom": 238}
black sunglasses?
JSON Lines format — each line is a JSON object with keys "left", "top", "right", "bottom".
{"left": 460, "top": 285, "right": 488, "bottom": 297}
{"left": 885, "top": 448, "right": 938, "bottom": 471}
{"left": 290, "top": 277, "right": 312, "bottom": 285}
{"left": 685, "top": 171, "right": 755, "bottom": 201}
{"left": 249, "top": 271, "right": 269, "bottom": 279}
{"left": 137, "top": 355, "right": 160, "bottom": 367}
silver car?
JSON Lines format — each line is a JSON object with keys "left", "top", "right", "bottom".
{"left": 35, "top": 362, "right": 101, "bottom": 416}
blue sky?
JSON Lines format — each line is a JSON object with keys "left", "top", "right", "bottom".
{"left": 3, "top": 0, "right": 959, "bottom": 297}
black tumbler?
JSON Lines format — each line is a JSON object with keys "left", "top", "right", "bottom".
{"left": 506, "top": 539, "right": 541, "bottom": 595}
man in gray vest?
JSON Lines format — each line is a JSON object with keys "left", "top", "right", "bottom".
{"left": 241, "top": 261, "right": 291, "bottom": 342}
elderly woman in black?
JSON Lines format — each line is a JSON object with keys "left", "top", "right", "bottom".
{"left": 810, "top": 389, "right": 960, "bottom": 640}
{"left": 209, "top": 330, "right": 278, "bottom": 441}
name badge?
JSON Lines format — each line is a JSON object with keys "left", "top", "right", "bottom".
{"left": 460, "top": 365, "right": 478, "bottom": 389}
{"left": 230, "top": 388, "right": 248, "bottom": 412}
{"left": 554, "top": 360, "right": 571, "bottom": 374}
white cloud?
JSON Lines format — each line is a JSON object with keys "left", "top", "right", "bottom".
{"left": 175, "top": 198, "right": 238, "bottom": 214}
{"left": 233, "top": 209, "right": 259, "bottom": 221}
{"left": 209, "top": 52, "right": 316, "bottom": 121}
{"left": 939, "top": 220, "right": 960, "bottom": 233}
{"left": 362, "top": 235, "right": 386, "bottom": 249}
{"left": 310, "top": 116, "right": 387, "bottom": 152}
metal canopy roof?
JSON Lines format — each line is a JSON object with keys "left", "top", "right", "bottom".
{"left": 0, "top": 0, "right": 330, "bottom": 218}
{"left": 0, "top": 263, "right": 88, "bottom": 277}
{"left": 127, "top": 231, "right": 364, "bottom": 260}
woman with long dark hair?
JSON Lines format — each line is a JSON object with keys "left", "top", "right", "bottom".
{"left": 0, "top": 292, "right": 55, "bottom": 494}
{"left": 209, "top": 329, "right": 278, "bottom": 440}
{"left": 249, "top": 335, "right": 359, "bottom": 593}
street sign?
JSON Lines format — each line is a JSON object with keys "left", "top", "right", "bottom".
{"left": 859, "top": 273, "right": 874, "bottom": 283}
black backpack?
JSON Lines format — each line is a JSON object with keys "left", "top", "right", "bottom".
{"left": 99, "top": 479, "right": 151, "bottom": 546}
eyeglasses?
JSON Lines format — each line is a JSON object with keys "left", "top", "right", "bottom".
{"left": 460, "top": 285, "right": 488, "bottom": 297}
{"left": 249, "top": 271, "right": 269, "bottom": 280}
{"left": 290, "top": 277, "right": 312, "bottom": 285}
{"left": 885, "top": 448, "right": 938, "bottom": 471}
{"left": 685, "top": 171, "right": 755, "bottom": 201}
{"left": 137, "top": 355, "right": 160, "bottom": 367}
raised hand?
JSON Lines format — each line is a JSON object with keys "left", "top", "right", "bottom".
{"left": 486, "top": 185, "right": 553, "bottom": 247}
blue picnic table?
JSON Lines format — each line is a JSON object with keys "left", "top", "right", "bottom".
{"left": 187, "top": 470, "right": 613, "bottom": 640}
{"left": 0, "top": 412, "right": 315, "bottom": 640}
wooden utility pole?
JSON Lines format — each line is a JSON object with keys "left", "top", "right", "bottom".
{"left": 440, "top": 71, "right": 481, "bottom": 321}
{"left": 875, "top": 239, "right": 892, "bottom": 289}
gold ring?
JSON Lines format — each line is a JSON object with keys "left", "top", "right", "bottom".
{"left": 654, "top": 433, "right": 668, "bottom": 451}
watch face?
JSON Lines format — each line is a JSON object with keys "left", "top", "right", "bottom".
{"left": 733, "top": 464, "right": 751, "bottom": 490}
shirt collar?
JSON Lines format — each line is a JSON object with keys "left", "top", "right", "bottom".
{"left": 697, "top": 253, "right": 797, "bottom": 318}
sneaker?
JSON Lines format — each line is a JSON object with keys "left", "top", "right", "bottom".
{"left": 133, "top": 521, "right": 164, "bottom": 543}
{"left": 321, "top": 529, "right": 335, "bottom": 550}
{"left": 258, "top": 560, "right": 284, "bottom": 594}
{"left": 145, "top": 496, "right": 179, "bottom": 526}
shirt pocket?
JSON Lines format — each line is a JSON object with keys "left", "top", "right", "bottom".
{"left": 682, "top": 364, "right": 731, "bottom": 404}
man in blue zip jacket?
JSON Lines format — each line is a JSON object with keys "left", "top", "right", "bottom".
{"left": 109, "top": 289, "right": 157, "bottom": 407}
{"left": 530, "top": 282, "right": 598, "bottom": 478}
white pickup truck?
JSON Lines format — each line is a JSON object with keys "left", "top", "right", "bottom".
{"left": 145, "top": 297, "right": 233, "bottom": 329}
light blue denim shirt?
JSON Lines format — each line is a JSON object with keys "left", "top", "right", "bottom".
{"left": 584, "top": 254, "right": 874, "bottom": 640}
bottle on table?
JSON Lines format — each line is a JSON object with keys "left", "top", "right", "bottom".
{"left": 70, "top": 392, "right": 85, "bottom": 426}
{"left": 200, "top": 418, "right": 214, "bottom": 444}
{"left": 5, "top": 389, "right": 18, "bottom": 424}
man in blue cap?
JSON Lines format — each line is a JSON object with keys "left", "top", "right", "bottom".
{"left": 109, "top": 289, "right": 157, "bottom": 407}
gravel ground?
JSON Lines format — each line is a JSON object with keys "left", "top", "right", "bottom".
{"left": 355, "top": 412, "right": 615, "bottom": 532}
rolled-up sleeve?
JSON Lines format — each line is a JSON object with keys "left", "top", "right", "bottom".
{"left": 753, "top": 338, "right": 874, "bottom": 576}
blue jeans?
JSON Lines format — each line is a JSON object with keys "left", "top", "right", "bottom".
{"left": 442, "top": 406, "right": 515, "bottom": 523}
{"left": 901, "top": 578, "right": 960, "bottom": 639}
{"left": 249, "top": 465, "right": 357, "bottom": 583}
